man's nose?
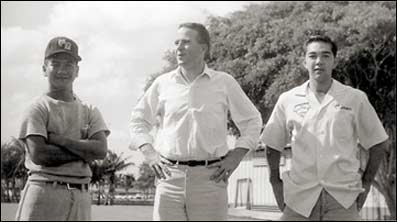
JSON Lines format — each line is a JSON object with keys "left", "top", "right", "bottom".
{"left": 176, "top": 42, "right": 184, "bottom": 50}
{"left": 315, "top": 57, "right": 323, "bottom": 64}
{"left": 57, "top": 65, "right": 69, "bottom": 73}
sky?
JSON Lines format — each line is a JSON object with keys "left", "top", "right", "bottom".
{"left": 1, "top": 1, "right": 263, "bottom": 176}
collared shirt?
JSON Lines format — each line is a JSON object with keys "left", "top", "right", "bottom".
{"left": 129, "top": 65, "right": 262, "bottom": 161}
{"left": 260, "top": 79, "right": 388, "bottom": 217}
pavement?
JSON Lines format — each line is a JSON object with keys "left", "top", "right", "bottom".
{"left": 228, "top": 207, "right": 282, "bottom": 221}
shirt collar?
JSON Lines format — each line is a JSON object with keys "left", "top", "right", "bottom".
{"left": 294, "top": 79, "right": 346, "bottom": 97}
{"left": 175, "top": 64, "right": 214, "bottom": 79}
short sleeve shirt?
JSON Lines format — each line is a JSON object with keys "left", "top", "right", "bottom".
{"left": 260, "top": 79, "right": 388, "bottom": 217}
{"left": 19, "top": 94, "right": 110, "bottom": 184}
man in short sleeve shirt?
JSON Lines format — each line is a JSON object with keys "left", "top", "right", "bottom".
{"left": 15, "top": 36, "right": 110, "bottom": 221}
{"left": 261, "top": 35, "right": 388, "bottom": 221}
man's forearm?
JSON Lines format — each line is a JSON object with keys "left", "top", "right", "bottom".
{"left": 230, "top": 147, "right": 249, "bottom": 161}
{"left": 266, "top": 145, "right": 284, "bottom": 210}
{"left": 48, "top": 131, "right": 107, "bottom": 162}
{"left": 266, "top": 146, "right": 282, "bottom": 182}
{"left": 362, "top": 141, "right": 387, "bottom": 183}
{"left": 56, "top": 137, "right": 107, "bottom": 162}
{"left": 38, "top": 144, "right": 83, "bottom": 167}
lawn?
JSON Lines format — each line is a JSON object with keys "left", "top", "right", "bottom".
{"left": 1, "top": 203, "right": 259, "bottom": 221}
{"left": 1, "top": 203, "right": 153, "bottom": 221}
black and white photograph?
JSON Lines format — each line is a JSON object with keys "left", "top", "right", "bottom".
{"left": 1, "top": 1, "right": 395, "bottom": 221}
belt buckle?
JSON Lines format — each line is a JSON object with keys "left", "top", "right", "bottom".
{"left": 205, "top": 160, "right": 208, "bottom": 167}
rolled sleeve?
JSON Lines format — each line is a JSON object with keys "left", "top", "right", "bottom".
{"left": 234, "top": 117, "right": 262, "bottom": 150}
{"left": 226, "top": 75, "right": 262, "bottom": 150}
{"left": 129, "top": 80, "right": 159, "bottom": 150}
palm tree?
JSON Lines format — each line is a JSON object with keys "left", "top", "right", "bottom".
{"left": 89, "top": 150, "right": 134, "bottom": 205}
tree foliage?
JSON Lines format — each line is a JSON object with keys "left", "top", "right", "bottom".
{"left": 89, "top": 150, "right": 134, "bottom": 205}
{"left": 1, "top": 137, "right": 27, "bottom": 202}
{"left": 135, "top": 163, "right": 156, "bottom": 199}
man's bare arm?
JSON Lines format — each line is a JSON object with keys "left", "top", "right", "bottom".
{"left": 26, "top": 135, "right": 83, "bottom": 167}
{"left": 48, "top": 131, "right": 108, "bottom": 162}
{"left": 357, "top": 141, "right": 387, "bottom": 210}
{"left": 266, "top": 145, "right": 285, "bottom": 211}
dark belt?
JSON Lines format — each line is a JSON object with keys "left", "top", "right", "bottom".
{"left": 43, "top": 181, "right": 89, "bottom": 191}
{"left": 161, "top": 155, "right": 226, "bottom": 167}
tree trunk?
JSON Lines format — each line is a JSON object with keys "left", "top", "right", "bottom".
{"left": 5, "top": 179, "right": 11, "bottom": 202}
{"left": 97, "top": 182, "right": 102, "bottom": 205}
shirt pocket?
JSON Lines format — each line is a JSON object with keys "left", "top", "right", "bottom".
{"left": 331, "top": 110, "right": 354, "bottom": 142}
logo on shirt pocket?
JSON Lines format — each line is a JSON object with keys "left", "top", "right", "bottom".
{"left": 293, "top": 102, "right": 310, "bottom": 118}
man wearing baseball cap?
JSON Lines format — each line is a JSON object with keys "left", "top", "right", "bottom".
{"left": 15, "top": 36, "right": 110, "bottom": 221}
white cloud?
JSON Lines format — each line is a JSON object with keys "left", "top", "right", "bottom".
{"left": 1, "top": 1, "right": 259, "bottom": 173}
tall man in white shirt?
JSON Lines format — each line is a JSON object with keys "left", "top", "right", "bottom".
{"left": 261, "top": 35, "right": 389, "bottom": 221}
{"left": 129, "top": 22, "right": 262, "bottom": 221}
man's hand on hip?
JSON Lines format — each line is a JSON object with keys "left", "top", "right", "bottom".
{"left": 357, "top": 179, "right": 371, "bottom": 211}
{"left": 207, "top": 148, "right": 249, "bottom": 183}
{"left": 139, "top": 143, "right": 170, "bottom": 179}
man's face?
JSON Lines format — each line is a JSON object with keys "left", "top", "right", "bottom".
{"left": 43, "top": 53, "right": 79, "bottom": 90}
{"left": 174, "top": 27, "right": 206, "bottom": 66}
{"left": 304, "top": 41, "right": 336, "bottom": 84}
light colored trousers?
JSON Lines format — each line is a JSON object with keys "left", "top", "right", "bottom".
{"left": 15, "top": 180, "right": 91, "bottom": 221}
{"left": 153, "top": 164, "right": 228, "bottom": 221}
{"left": 281, "top": 189, "right": 361, "bottom": 221}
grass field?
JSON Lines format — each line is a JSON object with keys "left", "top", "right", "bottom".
{"left": 1, "top": 203, "right": 260, "bottom": 221}
{"left": 1, "top": 203, "right": 154, "bottom": 221}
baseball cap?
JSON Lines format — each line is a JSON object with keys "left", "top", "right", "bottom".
{"left": 45, "top": 36, "right": 82, "bottom": 61}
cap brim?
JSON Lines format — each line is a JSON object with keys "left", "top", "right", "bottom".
{"left": 46, "top": 50, "right": 82, "bottom": 61}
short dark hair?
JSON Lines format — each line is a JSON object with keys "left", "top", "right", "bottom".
{"left": 305, "top": 35, "right": 338, "bottom": 57}
{"left": 178, "top": 22, "right": 211, "bottom": 60}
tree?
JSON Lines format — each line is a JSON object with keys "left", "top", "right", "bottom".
{"left": 89, "top": 150, "right": 134, "bottom": 205}
{"left": 123, "top": 174, "right": 136, "bottom": 193}
{"left": 135, "top": 163, "right": 156, "bottom": 200}
{"left": 1, "top": 137, "right": 27, "bottom": 202}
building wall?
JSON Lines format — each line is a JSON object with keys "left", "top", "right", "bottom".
{"left": 227, "top": 148, "right": 290, "bottom": 208}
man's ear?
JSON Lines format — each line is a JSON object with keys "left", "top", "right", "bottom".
{"left": 75, "top": 65, "right": 79, "bottom": 78}
{"left": 42, "top": 64, "right": 48, "bottom": 77}
{"left": 201, "top": 43, "right": 208, "bottom": 58}
{"left": 302, "top": 56, "right": 307, "bottom": 69}
{"left": 332, "top": 57, "right": 338, "bottom": 69}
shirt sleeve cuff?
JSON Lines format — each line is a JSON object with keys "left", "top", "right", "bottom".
{"left": 129, "top": 134, "right": 153, "bottom": 150}
{"left": 235, "top": 138, "right": 255, "bottom": 150}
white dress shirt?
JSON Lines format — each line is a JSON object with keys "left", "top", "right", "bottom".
{"left": 130, "top": 65, "right": 262, "bottom": 161}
